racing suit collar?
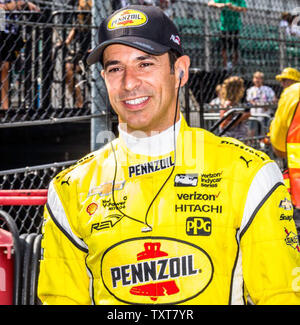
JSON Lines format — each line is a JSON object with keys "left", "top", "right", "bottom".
{"left": 118, "top": 114, "right": 182, "bottom": 157}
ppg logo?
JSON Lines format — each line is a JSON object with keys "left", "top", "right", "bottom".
{"left": 186, "top": 217, "right": 211, "bottom": 236}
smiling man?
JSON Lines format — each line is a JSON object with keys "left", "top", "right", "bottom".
{"left": 101, "top": 45, "right": 187, "bottom": 134}
{"left": 38, "top": 5, "right": 300, "bottom": 305}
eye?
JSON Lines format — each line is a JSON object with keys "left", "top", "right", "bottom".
{"left": 139, "top": 62, "right": 154, "bottom": 68}
{"left": 107, "top": 67, "right": 121, "bottom": 73}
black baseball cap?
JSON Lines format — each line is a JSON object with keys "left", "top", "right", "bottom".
{"left": 86, "top": 5, "right": 183, "bottom": 65}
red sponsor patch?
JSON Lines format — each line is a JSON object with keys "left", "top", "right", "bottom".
{"left": 86, "top": 202, "right": 98, "bottom": 216}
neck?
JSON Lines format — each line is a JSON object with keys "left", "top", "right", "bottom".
{"left": 119, "top": 115, "right": 182, "bottom": 156}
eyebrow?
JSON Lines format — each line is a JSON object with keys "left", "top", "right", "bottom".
{"left": 103, "top": 54, "right": 158, "bottom": 70}
{"left": 103, "top": 60, "right": 120, "bottom": 70}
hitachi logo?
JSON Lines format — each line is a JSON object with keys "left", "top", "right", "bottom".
{"left": 110, "top": 254, "right": 198, "bottom": 288}
{"left": 175, "top": 204, "right": 222, "bottom": 213}
{"left": 128, "top": 156, "right": 174, "bottom": 178}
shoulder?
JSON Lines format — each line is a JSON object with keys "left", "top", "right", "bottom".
{"left": 218, "top": 136, "right": 283, "bottom": 192}
{"left": 191, "top": 127, "right": 271, "bottom": 170}
{"left": 284, "top": 82, "right": 300, "bottom": 96}
{"left": 52, "top": 139, "right": 118, "bottom": 187}
{"left": 246, "top": 87, "right": 256, "bottom": 97}
{"left": 210, "top": 133, "right": 279, "bottom": 180}
{"left": 279, "top": 83, "right": 300, "bottom": 103}
{"left": 215, "top": 135, "right": 284, "bottom": 219}
{"left": 262, "top": 85, "right": 275, "bottom": 92}
{"left": 198, "top": 130, "right": 283, "bottom": 217}
{"left": 205, "top": 131, "right": 270, "bottom": 164}
{"left": 277, "top": 83, "right": 300, "bottom": 112}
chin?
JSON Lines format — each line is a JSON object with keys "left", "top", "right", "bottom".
{"left": 127, "top": 122, "right": 152, "bottom": 134}
{"left": 121, "top": 114, "right": 153, "bottom": 132}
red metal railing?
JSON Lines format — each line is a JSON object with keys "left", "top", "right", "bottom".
{"left": 0, "top": 190, "right": 48, "bottom": 206}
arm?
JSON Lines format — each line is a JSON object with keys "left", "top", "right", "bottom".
{"left": 219, "top": 109, "right": 230, "bottom": 129}
{"left": 1, "top": 1, "right": 40, "bottom": 11}
{"left": 56, "top": 0, "right": 83, "bottom": 47}
{"left": 37, "top": 181, "right": 91, "bottom": 305}
{"left": 208, "top": 1, "right": 247, "bottom": 11}
{"left": 227, "top": 2, "right": 247, "bottom": 12}
{"left": 268, "top": 91, "right": 292, "bottom": 158}
{"left": 240, "top": 162, "right": 300, "bottom": 304}
{"left": 61, "top": 0, "right": 91, "bottom": 46}
{"left": 65, "top": 28, "right": 76, "bottom": 46}
{"left": 269, "top": 88, "right": 278, "bottom": 104}
{"left": 55, "top": 24, "right": 76, "bottom": 48}
{"left": 220, "top": 107, "right": 250, "bottom": 129}
{"left": 208, "top": 1, "right": 227, "bottom": 9}
{"left": 234, "top": 111, "right": 251, "bottom": 125}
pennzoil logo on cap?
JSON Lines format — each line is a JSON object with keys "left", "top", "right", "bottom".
{"left": 107, "top": 9, "right": 148, "bottom": 30}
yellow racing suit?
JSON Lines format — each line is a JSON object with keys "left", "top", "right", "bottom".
{"left": 269, "top": 82, "right": 300, "bottom": 153}
{"left": 37, "top": 116, "right": 300, "bottom": 305}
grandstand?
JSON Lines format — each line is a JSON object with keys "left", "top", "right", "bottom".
{"left": 0, "top": 0, "right": 300, "bottom": 304}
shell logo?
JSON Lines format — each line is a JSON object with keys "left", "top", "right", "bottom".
{"left": 101, "top": 237, "right": 213, "bottom": 304}
{"left": 107, "top": 9, "right": 148, "bottom": 30}
{"left": 86, "top": 202, "right": 98, "bottom": 216}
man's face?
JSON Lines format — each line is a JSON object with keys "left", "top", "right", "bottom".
{"left": 280, "top": 78, "right": 295, "bottom": 89}
{"left": 101, "top": 44, "right": 180, "bottom": 135}
{"left": 253, "top": 75, "right": 263, "bottom": 87}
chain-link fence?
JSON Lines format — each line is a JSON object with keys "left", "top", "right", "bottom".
{"left": 0, "top": 0, "right": 300, "bottom": 125}
{"left": 0, "top": 160, "right": 75, "bottom": 234}
{"left": 0, "top": 0, "right": 297, "bottom": 235}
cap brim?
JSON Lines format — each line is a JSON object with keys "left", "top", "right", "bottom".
{"left": 87, "top": 36, "right": 171, "bottom": 65}
{"left": 276, "top": 74, "right": 300, "bottom": 81}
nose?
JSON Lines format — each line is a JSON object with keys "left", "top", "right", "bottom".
{"left": 122, "top": 67, "right": 141, "bottom": 92}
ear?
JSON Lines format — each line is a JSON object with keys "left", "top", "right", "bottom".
{"left": 175, "top": 55, "right": 190, "bottom": 88}
{"left": 100, "top": 69, "right": 105, "bottom": 79}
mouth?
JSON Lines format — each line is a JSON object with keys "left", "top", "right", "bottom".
{"left": 122, "top": 96, "right": 150, "bottom": 110}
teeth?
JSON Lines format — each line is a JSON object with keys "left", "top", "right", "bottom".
{"left": 125, "top": 97, "right": 148, "bottom": 105}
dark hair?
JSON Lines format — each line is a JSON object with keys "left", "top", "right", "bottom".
{"left": 168, "top": 49, "right": 181, "bottom": 74}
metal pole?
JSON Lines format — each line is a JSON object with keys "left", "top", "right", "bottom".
{"left": 279, "top": 27, "right": 286, "bottom": 72}
{"left": 90, "top": 0, "right": 111, "bottom": 151}
{"left": 204, "top": 7, "right": 210, "bottom": 72}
